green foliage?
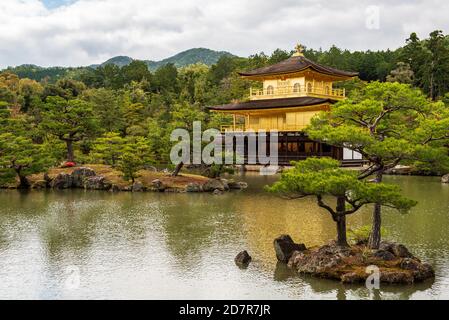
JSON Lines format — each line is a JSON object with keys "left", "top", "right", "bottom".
{"left": 91, "top": 132, "right": 126, "bottom": 166}
{"left": 307, "top": 82, "right": 449, "bottom": 173}
{"left": 267, "top": 158, "right": 416, "bottom": 247}
{"left": 386, "top": 62, "right": 414, "bottom": 84}
{"left": 91, "top": 130, "right": 154, "bottom": 182}
{"left": 267, "top": 157, "right": 416, "bottom": 214}
{"left": 39, "top": 96, "right": 99, "bottom": 162}
{"left": 0, "top": 133, "right": 54, "bottom": 186}
{"left": 82, "top": 88, "right": 125, "bottom": 133}
{"left": 116, "top": 137, "right": 154, "bottom": 182}
{"left": 117, "top": 151, "right": 143, "bottom": 183}
{"left": 347, "top": 225, "right": 388, "bottom": 244}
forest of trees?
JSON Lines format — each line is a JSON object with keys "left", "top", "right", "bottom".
{"left": 1, "top": 31, "right": 449, "bottom": 187}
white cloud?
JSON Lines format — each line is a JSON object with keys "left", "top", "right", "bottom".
{"left": 0, "top": 0, "right": 448, "bottom": 68}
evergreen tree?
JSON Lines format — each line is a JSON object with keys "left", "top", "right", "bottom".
{"left": 268, "top": 158, "right": 416, "bottom": 247}
{"left": 40, "top": 96, "right": 99, "bottom": 162}
{"left": 307, "top": 82, "right": 449, "bottom": 248}
{"left": 0, "top": 133, "right": 53, "bottom": 188}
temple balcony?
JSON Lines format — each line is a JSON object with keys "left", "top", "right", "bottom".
{"left": 220, "top": 123, "right": 308, "bottom": 133}
{"left": 249, "top": 85, "right": 345, "bottom": 101}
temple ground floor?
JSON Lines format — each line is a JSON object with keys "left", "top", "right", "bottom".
{"left": 224, "top": 131, "right": 364, "bottom": 167}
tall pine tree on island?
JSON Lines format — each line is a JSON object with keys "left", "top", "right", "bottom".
{"left": 307, "top": 82, "right": 449, "bottom": 249}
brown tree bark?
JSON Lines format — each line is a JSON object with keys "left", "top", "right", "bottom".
{"left": 18, "top": 175, "right": 30, "bottom": 189}
{"left": 171, "top": 161, "right": 184, "bottom": 177}
{"left": 336, "top": 196, "right": 349, "bottom": 247}
{"left": 66, "top": 139, "right": 75, "bottom": 162}
{"left": 368, "top": 168, "right": 384, "bottom": 249}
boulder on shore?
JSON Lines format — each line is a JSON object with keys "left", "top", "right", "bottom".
{"left": 132, "top": 182, "right": 146, "bottom": 192}
{"left": 202, "top": 179, "right": 227, "bottom": 192}
{"left": 185, "top": 182, "right": 201, "bottom": 192}
{"left": 235, "top": 250, "right": 252, "bottom": 268}
{"left": 274, "top": 235, "right": 307, "bottom": 263}
{"left": 51, "top": 173, "right": 73, "bottom": 189}
{"left": 32, "top": 180, "right": 48, "bottom": 189}
{"left": 151, "top": 179, "right": 166, "bottom": 192}
{"left": 71, "top": 167, "right": 96, "bottom": 188}
{"left": 84, "top": 176, "right": 111, "bottom": 190}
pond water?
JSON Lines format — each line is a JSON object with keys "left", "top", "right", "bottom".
{"left": 0, "top": 174, "right": 448, "bottom": 300}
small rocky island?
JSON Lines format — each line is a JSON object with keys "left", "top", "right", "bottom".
{"left": 274, "top": 235, "right": 435, "bottom": 284}
{"left": 2, "top": 164, "right": 247, "bottom": 193}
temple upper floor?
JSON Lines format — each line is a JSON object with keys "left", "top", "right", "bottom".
{"left": 206, "top": 45, "right": 359, "bottom": 132}
{"left": 249, "top": 76, "right": 346, "bottom": 100}
{"left": 239, "top": 45, "right": 357, "bottom": 101}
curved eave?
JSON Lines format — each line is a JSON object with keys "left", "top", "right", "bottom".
{"left": 238, "top": 66, "right": 358, "bottom": 81}
{"left": 207, "top": 97, "right": 337, "bottom": 112}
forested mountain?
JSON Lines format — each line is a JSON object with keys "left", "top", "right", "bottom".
{"left": 97, "top": 48, "right": 235, "bottom": 70}
{"left": 4, "top": 48, "right": 235, "bottom": 82}
{"left": 97, "top": 56, "right": 134, "bottom": 68}
{"left": 146, "top": 48, "right": 235, "bottom": 70}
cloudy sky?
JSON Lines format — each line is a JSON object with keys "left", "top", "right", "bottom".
{"left": 0, "top": 0, "right": 448, "bottom": 68}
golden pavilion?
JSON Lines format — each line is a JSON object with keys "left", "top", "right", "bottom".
{"left": 208, "top": 45, "right": 362, "bottom": 166}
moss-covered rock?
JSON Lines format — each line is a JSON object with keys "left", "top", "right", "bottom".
{"left": 286, "top": 241, "right": 434, "bottom": 285}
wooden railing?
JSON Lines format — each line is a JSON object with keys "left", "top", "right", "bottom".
{"left": 249, "top": 85, "right": 345, "bottom": 100}
{"left": 220, "top": 124, "right": 308, "bottom": 132}
{"left": 221, "top": 125, "right": 245, "bottom": 132}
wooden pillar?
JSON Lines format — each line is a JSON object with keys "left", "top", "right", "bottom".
{"left": 233, "top": 114, "right": 236, "bottom": 131}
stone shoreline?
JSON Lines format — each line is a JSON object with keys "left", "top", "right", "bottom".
{"left": 1, "top": 165, "right": 248, "bottom": 193}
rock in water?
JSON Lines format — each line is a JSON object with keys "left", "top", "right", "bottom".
{"left": 202, "top": 179, "right": 226, "bottom": 192}
{"left": 228, "top": 180, "right": 248, "bottom": 190}
{"left": 71, "top": 167, "right": 96, "bottom": 188}
{"left": 235, "top": 250, "right": 252, "bottom": 267}
{"left": 442, "top": 174, "right": 449, "bottom": 183}
{"left": 274, "top": 235, "right": 307, "bottom": 263}
{"left": 287, "top": 241, "right": 435, "bottom": 284}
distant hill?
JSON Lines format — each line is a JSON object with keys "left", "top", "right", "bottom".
{"left": 94, "top": 48, "right": 234, "bottom": 70}
{"left": 98, "top": 55, "right": 134, "bottom": 68}
{"left": 3, "top": 48, "right": 235, "bottom": 82}
{"left": 145, "top": 48, "right": 235, "bottom": 70}
{"left": 2, "top": 64, "right": 73, "bottom": 82}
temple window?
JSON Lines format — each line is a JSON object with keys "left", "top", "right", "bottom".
{"left": 293, "top": 83, "right": 301, "bottom": 93}
{"left": 267, "top": 85, "right": 274, "bottom": 95}
{"left": 307, "top": 83, "right": 312, "bottom": 93}
{"left": 325, "top": 86, "right": 330, "bottom": 95}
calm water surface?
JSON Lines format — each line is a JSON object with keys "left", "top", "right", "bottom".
{"left": 0, "top": 174, "right": 448, "bottom": 300}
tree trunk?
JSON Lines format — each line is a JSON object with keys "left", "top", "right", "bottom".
{"left": 368, "top": 203, "right": 382, "bottom": 249}
{"left": 66, "top": 140, "right": 75, "bottom": 162}
{"left": 368, "top": 169, "right": 384, "bottom": 249}
{"left": 18, "top": 174, "right": 30, "bottom": 189}
{"left": 171, "top": 161, "right": 184, "bottom": 177}
{"left": 336, "top": 215, "right": 348, "bottom": 247}
{"left": 336, "top": 196, "right": 349, "bottom": 247}
{"left": 14, "top": 166, "right": 30, "bottom": 189}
